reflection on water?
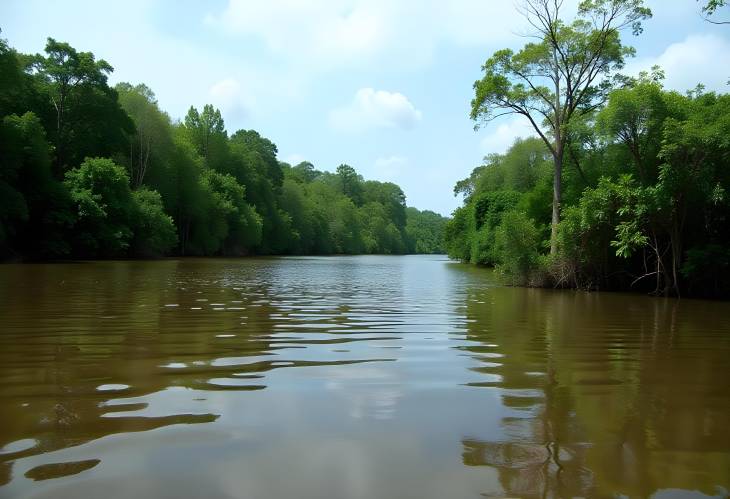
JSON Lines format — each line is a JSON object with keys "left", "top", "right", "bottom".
{"left": 25, "top": 459, "right": 101, "bottom": 482}
{"left": 0, "top": 256, "right": 728, "bottom": 498}
{"left": 459, "top": 287, "right": 730, "bottom": 498}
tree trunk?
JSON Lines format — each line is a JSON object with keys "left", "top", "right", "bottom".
{"left": 550, "top": 148, "right": 563, "bottom": 256}
{"left": 551, "top": 54, "right": 562, "bottom": 257}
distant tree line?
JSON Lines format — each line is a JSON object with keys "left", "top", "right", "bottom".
{"left": 446, "top": 0, "right": 730, "bottom": 298}
{"left": 0, "top": 33, "right": 447, "bottom": 260}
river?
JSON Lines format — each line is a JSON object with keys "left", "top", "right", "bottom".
{"left": 0, "top": 255, "right": 728, "bottom": 498}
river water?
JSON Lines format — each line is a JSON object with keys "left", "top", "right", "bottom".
{"left": 0, "top": 255, "right": 728, "bottom": 498}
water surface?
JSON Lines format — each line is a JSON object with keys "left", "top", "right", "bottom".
{"left": 1, "top": 255, "right": 729, "bottom": 498}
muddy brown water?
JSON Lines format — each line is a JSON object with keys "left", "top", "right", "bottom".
{"left": 1, "top": 255, "right": 728, "bottom": 498}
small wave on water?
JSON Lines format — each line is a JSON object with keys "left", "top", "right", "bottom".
{"left": 0, "top": 255, "right": 728, "bottom": 498}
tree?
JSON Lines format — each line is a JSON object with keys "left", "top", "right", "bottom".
{"left": 131, "top": 187, "right": 177, "bottom": 257}
{"left": 228, "top": 129, "right": 288, "bottom": 252}
{"left": 596, "top": 70, "right": 668, "bottom": 184}
{"left": 184, "top": 104, "right": 226, "bottom": 162}
{"left": 2, "top": 31, "right": 464, "bottom": 262}
{"left": 335, "top": 164, "right": 364, "bottom": 206}
{"left": 0, "top": 112, "right": 74, "bottom": 258}
{"left": 63, "top": 157, "right": 136, "bottom": 256}
{"left": 362, "top": 180, "right": 407, "bottom": 231}
{"left": 31, "top": 38, "right": 122, "bottom": 170}
{"left": 0, "top": 32, "right": 26, "bottom": 117}
{"left": 202, "top": 170, "right": 262, "bottom": 254}
{"left": 116, "top": 83, "right": 174, "bottom": 188}
{"left": 165, "top": 128, "right": 209, "bottom": 255}
{"left": 291, "top": 161, "right": 318, "bottom": 183}
{"left": 700, "top": 0, "right": 729, "bottom": 23}
{"left": 444, "top": 206, "right": 474, "bottom": 262}
{"left": 470, "top": 0, "right": 651, "bottom": 254}
{"left": 405, "top": 207, "right": 448, "bottom": 254}
{"left": 495, "top": 211, "right": 544, "bottom": 285}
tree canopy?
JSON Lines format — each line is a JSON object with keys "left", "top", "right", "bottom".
{"left": 471, "top": 0, "right": 651, "bottom": 254}
{"left": 0, "top": 34, "right": 447, "bottom": 261}
{"left": 451, "top": 73, "right": 730, "bottom": 298}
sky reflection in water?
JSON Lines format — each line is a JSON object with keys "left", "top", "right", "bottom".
{"left": 0, "top": 256, "right": 729, "bottom": 498}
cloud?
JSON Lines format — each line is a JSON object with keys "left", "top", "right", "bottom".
{"left": 209, "top": 78, "right": 254, "bottom": 120}
{"left": 373, "top": 155, "right": 408, "bottom": 180}
{"left": 329, "top": 88, "right": 422, "bottom": 133}
{"left": 205, "top": 69, "right": 306, "bottom": 130}
{"left": 625, "top": 34, "right": 730, "bottom": 92}
{"left": 204, "top": 0, "right": 387, "bottom": 69}
{"left": 204, "top": 0, "right": 528, "bottom": 71}
{"left": 479, "top": 117, "right": 537, "bottom": 155}
{"left": 282, "top": 153, "right": 306, "bottom": 165}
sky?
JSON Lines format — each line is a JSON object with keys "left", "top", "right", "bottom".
{"left": 2, "top": 0, "right": 729, "bottom": 215}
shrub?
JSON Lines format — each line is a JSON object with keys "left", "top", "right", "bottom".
{"left": 494, "top": 211, "right": 547, "bottom": 286}
{"left": 131, "top": 187, "right": 177, "bottom": 257}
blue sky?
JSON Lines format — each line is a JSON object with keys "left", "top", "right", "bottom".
{"left": 2, "top": 0, "right": 729, "bottom": 215}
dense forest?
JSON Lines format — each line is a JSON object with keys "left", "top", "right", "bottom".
{"left": 0, "top": 32, "right": 446, "bottom": 260}
{"left": 445, "top": 0, "right": 730, "bottom": 298}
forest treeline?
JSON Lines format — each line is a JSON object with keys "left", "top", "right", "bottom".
{"left": 445, "top": 0, "right": 730, "bottom": 298}
{"left": 0, "top": 33, "right": 446, "bottom": 260}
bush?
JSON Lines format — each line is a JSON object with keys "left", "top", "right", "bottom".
{"left": 494, "top": 211, "right": 547, "bottom": 286}
{"left": 444, "top": 206, "right": 472, "bottom": 262}
{"left": 131, "top": 188, "right": 177, "bottom": 257}
{"left": 64, "top": 157, "right": 135, "bottom": 257}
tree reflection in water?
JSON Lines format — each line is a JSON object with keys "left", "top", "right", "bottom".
{"left": 458, "top": 285, "right": 730, "bottom": 498}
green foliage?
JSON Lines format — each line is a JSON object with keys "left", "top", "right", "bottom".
{"left": 203, "top": 169, "right": 262, "bottom": 254}
{"left": 405, "top": 207, "right": 447, "bottom": 254}
{"left": 703, "top": 0, "right": 727, "bottom": 14}
{"left": 453, "top": 3, "right": 730, "bottom": 296}
{"left": 31, "top": 37, "right": 134, "bottom": 171}
{"left": 336, "top": 164, "right": 364, "bottom": 206}
{"left": 64, "top": 157, "right": 135, "bottom": 256}
{"left": 184, "top": 104, "right": 227, "bottom": 165}
{"left": 328, "top": 197, "right": 363, "bottom": 254}
{"left": 0, "top": 34, "right": 26, "bottom": 117}
{"left": 471, "top": 0, "right": 651, "bottom": 254}
{"left": 131, "top": 188, "right": 177, "bottom": 257}
{"left": 446, "top": 139, "right": 549, "bottom": 268}
{"left": 470, "top": 190, "right": 522, "bottom": 265}
{"left": 116, "top": 83, "right": 175, "bottom": 188}
{"left": 0, "top": 33, "right": 451, "bottom": 262}
{"left": 451, "top": 74, "right": 730, "bottom": 297}
{"left": 700, "top": 0, "right": 728, "bottom": 21}
{"left": 444, "top": 206, "right": 473, "bottom": 262}
{"left": 494, "top": 211, "right": 545, "bottom": 286}
{"left": 0, "top": 115, "right": 32, "bottom": 246}
{"left": 0, "top": 111, "right": 72, "bottom": 257}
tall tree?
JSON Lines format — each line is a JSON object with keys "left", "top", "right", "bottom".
{"left": 116, "top": 83, "right": 173, "bottom": 188}
{"left": 336, "top": 164, "right": 364, "bottom": 206}
{"left": 31, "top": 38, "right": 116, "bottom": 170}
{"left": 184, "top": 104, "right": 226, "bottom": 161}
{"left": 470, "top": 0, "right": 651, "bottom": 254}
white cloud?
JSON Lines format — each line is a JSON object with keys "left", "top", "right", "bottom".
{"left": 209, "top": 78, "right": 255, "bottom": 120}
{"left": 373, "top": 155, "right": 408, "bottom": 180}
{"left": 205, "top": 69, "right": 307, "bottom": 130}
{"left": 626, "top": 34, "right": 730, "bottom": 92}
{"left": 205, "top": 0, "right": 387, "bottom": 69}
{"left": 204, "top": 0, "right": 531, "bottom": 71}
{"left": 479, "top": 117, "right": 537, "bottom": 155}
{"left": 282, "top": 153, "right": 306, "bottom": 165}
{"left": 329, "top": 88, "right": 422, "bottom": 133}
